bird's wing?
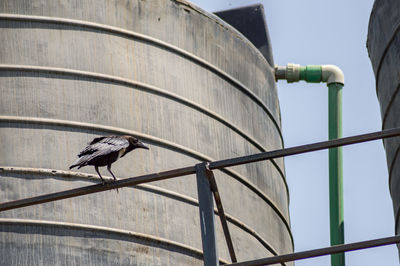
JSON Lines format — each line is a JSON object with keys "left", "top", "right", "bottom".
{"left": 78, "top": 137, "right": 129, "bottom": 157}
{"left": 89, "top": 136, "right": 108, "bottom": 145}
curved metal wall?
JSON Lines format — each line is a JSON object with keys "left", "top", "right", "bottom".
{"left": 367, "top": 0, "right": 400, "bottom": 257}
{"left": 0, "top": 0, "right": 292, "bottom": 264}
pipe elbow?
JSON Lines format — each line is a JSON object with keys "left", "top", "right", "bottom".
{"left": 321, "top": 65, "right": 344, "bottom": 85}
{"left": 275, "top": 63, "right": 344, "bottom": 86}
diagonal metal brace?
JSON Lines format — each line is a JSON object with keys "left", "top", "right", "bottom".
{"left": 204, "top": 162, "right": 237, "bottom": 263}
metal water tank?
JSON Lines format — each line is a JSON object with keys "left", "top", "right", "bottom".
{"left": 0, "top": 0, "right": 292, "bottom": 264}
{"left": 367, "top": 0, "right": 400, "bottom": 257}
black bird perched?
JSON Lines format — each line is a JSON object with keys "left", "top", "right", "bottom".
{"left": 69, "top": 135, "right": 149, "bottom": 184}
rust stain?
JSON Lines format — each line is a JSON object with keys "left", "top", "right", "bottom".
{"left": 136, "top": 246, "right": 150, "bottom": 254}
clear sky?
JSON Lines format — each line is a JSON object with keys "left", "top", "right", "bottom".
{"left": 190, "top": 1, "right": 398, "bottom": 265}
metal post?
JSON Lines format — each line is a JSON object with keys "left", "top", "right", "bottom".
{"left": 196, "top": 162, "right": 218, "bottom": 266}
{"left": 328, "top": 82, "right": 344, "bottom": 266}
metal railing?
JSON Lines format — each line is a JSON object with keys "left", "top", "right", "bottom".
{"left": 1, "top": 127, "right": 400, "bottom": 265}
{"left": 228, "top": 235, "right": 400, "bottom": 266}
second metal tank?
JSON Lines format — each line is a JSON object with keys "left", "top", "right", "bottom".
{"left": 368, "top": 0, "right": 400, "bottom": 258}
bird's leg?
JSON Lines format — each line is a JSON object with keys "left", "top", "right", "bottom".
{"left": 107, "top": 164, "right": 119, "bottom": 193}
{"left": 94, "top": 166, "right": 105, "bottom": 185}
{"left": 107, "top": 164, "right": 117, "bottom": 181}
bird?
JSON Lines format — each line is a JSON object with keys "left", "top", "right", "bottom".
{"left": 69, "top": 135, "right": 149, "bottom": 184}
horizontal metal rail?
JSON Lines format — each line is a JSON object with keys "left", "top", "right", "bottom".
{"left": 209, "top": 127, "right": 400, "bottom": 169}
{"left": 1, "top": 127, "right": 400, "bottom": 212}
{"left": 227, "top": 235, "right": 400, "bottom": 266}
{"left": 0, "top": 166, "right": 195, "bottom": 212}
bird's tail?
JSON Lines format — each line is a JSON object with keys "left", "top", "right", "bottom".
{"left": 69, "top": 158, "right": 85, "bottom": 170}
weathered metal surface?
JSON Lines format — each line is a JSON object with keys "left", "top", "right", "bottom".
{"left": 0, "top": 0, "right": 291, "bottom": 264}
{"left": 0, "top": 218, "right": 229, "bottom": 265}
{"left": 367, "top": 0, "right": 400, "bottom": 257}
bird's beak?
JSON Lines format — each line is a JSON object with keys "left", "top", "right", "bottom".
{"left": 137, "top": 141, "right": 149, "bottom": 150}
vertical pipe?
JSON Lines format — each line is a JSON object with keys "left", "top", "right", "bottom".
{"left": 328, "top": 83, "right": 345, "bottom": 266}
{"left": 275, "top": 63, "right": 345, "bottom": 265}
{"left": 196, "top": 163, "right": 219, "bottom": 266}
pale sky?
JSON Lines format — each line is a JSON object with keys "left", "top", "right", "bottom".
{"left": 191, "top": 1, "right": 398, "bottom": 265}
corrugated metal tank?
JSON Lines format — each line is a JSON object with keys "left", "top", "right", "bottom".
{"left": 0, "top": 0, "right": 292, "bottom": 264}
{"left": 367, "top": 0, "right": 400, "bottom": 257}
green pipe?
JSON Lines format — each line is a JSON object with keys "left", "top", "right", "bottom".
{"left": 275, "top": 63, "right": 345, "bottom": 266}
{"left": 328, "top": 83, "right": 344, "bottom": 266}
{"left": 299, "top": 65, "right": 322, "bottom": 83}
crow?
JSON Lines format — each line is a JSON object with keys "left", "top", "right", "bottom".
{"left": 69, "top": 135, "right": 149, "bottom": 184}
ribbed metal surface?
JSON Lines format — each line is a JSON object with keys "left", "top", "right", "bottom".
{"left": 367, "top": 0, "right": 400, "bottom": 257}
{"left": 0, "top": 0, "right": 292, "bottom": 264}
